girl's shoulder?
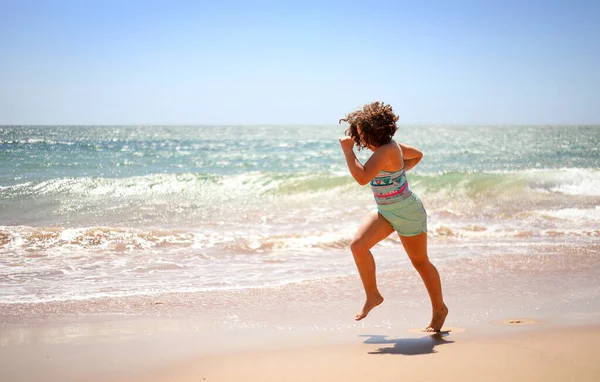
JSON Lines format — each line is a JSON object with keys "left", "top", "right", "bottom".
{"left": 375, "top": 140, "right": 403, "bottom": 171}
{"left": 376, "top": 140, "right": 401, "bottom": 154}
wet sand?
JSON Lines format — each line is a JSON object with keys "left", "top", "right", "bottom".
{"left": 117, "top": 325, "right": 600, "bottom": 382}
{"left": 2, "top": 319, "right": 599, "bottom": 382}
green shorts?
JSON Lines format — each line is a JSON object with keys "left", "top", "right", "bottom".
{"left": 376, "top": 193, "right": 428, "bottom": 237}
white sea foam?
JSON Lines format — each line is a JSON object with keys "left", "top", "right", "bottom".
{"left": 535, "top": 207, "right": 600, "bottom": 222}
{"left": 523, "top": 168, "right": 600, "bottom": 196}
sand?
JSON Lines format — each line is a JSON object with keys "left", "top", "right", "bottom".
{"left": 115, "top": 325, "right": 600, "bottom": 382}
{"left": 2, "top": 243, "right": 599, "bottom": 382}
{"left": 2, "top": 318, "right": 599, "bottom": 382}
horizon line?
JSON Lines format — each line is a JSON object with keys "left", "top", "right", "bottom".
{"left": 2, "top": 123, "right": 600, "bottom": 127}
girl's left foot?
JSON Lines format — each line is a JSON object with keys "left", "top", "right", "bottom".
{"left": 355, "top": 294, "right": 384, "bottom": 321}
{"left": 425, "top": 304, "right": 449, "bottom": 332}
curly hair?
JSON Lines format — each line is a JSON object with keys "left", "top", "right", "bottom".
{"left": 339, "top": 101, "right": 399, "bottom": 150}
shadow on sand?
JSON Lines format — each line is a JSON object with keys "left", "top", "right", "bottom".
{"left": 360, "top": 331, "right": 454, "bottom": 355}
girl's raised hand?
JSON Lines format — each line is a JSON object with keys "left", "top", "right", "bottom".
{"left": 338, "top": 136, "right": 355, "bottom": 152}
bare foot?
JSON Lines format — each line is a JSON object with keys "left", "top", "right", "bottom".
{"left": 425, "top": 304, "right": 449, "bottom": 332}
{"left": 355, "top": 294, "right": 384, "bottom": 321}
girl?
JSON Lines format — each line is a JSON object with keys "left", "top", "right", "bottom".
{"left": 339, "top": 101, "right": 448, "bottom": 332}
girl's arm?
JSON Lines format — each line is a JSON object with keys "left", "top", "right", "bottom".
{"left": 339, "top": 137, "right": 391, "bottom": 185}
{"left": 398, "top": 142, "right": 423, "bottom": 171}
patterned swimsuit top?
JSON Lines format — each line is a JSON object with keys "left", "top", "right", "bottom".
{"left": 370, "top": 150, "right": 412, "bottom": 205}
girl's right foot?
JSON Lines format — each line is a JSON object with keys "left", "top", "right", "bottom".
{"left": 425, "top": 304, "right": 449, "bottom": 332}
{"left": 355, "top": 294, "right": 384, "bottom": 321}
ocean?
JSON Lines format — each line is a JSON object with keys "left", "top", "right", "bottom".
{"left": 1, "top": 124, "right": 599, "bottom": 329}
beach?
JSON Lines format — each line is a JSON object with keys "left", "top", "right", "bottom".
{"left": 1, "top": 124, "right": 599, "bottom": 381}
{"left": 3, "top": 0, "right": 600, "bottom": 378}
{"left": 2, "top": 239, "right": 600, "bottom": 381}
{"left": 2, "top": 275, "right": 600, "bottom": 382}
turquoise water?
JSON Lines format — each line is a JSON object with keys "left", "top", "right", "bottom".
{"left": 2, "top": 125, "right": 598, "bottom": 182}
{"left": 1, "top": 125, "right": 599, "bottom": 303}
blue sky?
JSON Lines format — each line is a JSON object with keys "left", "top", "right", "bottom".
{"left": 1, "top": 0, "right": 599, "bottom": 125}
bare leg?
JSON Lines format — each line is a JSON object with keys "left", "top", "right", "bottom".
{"left": 350, "top": 210, "right": 395, "bottom": 321}
{"left": 399, "top": 232, "right": 448, "bottom": 332}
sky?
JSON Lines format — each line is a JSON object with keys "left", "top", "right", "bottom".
{"left": 1, "top": 0, "right": 599, "bottom": 125}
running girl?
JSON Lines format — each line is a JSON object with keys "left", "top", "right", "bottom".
{"left": 339, "top": 101, "right": 448, "bottom": 332}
